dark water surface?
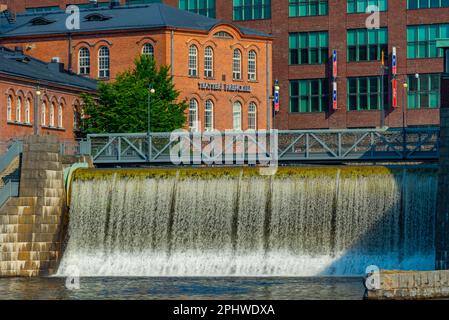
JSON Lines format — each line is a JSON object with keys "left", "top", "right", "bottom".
{"left": 0, "top": 277, "right": 365, "bottom": 300}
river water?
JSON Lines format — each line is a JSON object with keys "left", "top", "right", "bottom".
{"left": 0, "top": 277, "right": 365, "bottom": 300}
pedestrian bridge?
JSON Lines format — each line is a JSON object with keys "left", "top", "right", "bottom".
{"left": 70, "top": 128, "right": 440, "bottom": 165}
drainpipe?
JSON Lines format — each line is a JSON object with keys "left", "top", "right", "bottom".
{"left": 266, "top": 41, "right": 271, "bottom": 130}
{"left": 170, "top": 30, "right": 174, "bottom": 77}
{"left": 68, "top": 33, "right": 73, "bottom": 73}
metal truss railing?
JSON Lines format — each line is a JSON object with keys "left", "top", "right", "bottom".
{"left": 82, "top": 128, "right": 440, "bottom": 165}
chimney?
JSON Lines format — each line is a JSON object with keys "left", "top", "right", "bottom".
{"left": 49, "top": 57, "right": 65, "bottom": 73}
{"left": 109, "top": 0, "right": 120, "bottom": 8}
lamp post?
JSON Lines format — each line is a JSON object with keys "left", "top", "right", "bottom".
{"left": 147, "top": 84, "right": 155, "bottom": 161}
{"left": 34, "top": 86, "right": 42, "bottom": 135}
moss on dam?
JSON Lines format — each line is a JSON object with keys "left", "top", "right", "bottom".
{"left": 72, "top": 166, "right": 438, "bottom": 181}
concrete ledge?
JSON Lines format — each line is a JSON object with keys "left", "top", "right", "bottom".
{"left": 366, "top": 270, "right": 449, "bottom": 300}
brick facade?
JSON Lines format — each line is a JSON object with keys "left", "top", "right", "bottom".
{"left": 0, "top": 8, "right": 273, "bottom": 131}
{"left": 0, "top": 76, "right": 89, "bottom": 147}
{"left": 1, "top": 0, "right": 447, "bottom": 129}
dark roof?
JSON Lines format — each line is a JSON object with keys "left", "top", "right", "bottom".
{"left": 0, "top": 3, "right": 271, "bottom": 38}
{"left": 0, "top": 47, "right": 97, "bottom": 91}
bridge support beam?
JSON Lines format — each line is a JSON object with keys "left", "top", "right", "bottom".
{"left": 436, "top": 50, "right": 449, "bottom": 269}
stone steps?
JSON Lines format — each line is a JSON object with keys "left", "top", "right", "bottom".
{"left": 0, "top": 242, "right": 59, "bottom": 253}
{"left": 0, "top": 135, "right": 67, "bottom": 277}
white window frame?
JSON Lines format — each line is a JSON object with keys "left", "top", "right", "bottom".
{"left": 205, "top": 100, "right": 214, "bottom": 131}
{"left": 79, "top": 47, "right": 90, "bottom": 75}
{"left": 15, "top": 97, "right": 21, "bottom": 122}
{"left": 50, "top": 102, "right": 55, "bottom": 127}
{"left": 142, "top": 43, "right": 154, "bottom": 57}
{"left": 41, "top": 102, "right": 46, "bottom": 126}
{"left": 98, "top": 46, "right": 110, "bottom": 78}
{"left": 188, "top": 45, "right": 198, "bottom": 77}
{"left": 248, "top": 50, "right": 257, "bottom": 81}
{"left": 204, "top": 46, "right": 214, "bottom": 78}
{"left": 233, "top": 49, "right": 242, "bottom": 80}
{"left": 233, "top": 101, "right": 242, "bottom": 130}
{"left": 189, "top": 99, "right": 199, "bottom": 132}
{"left": 58, "top": 104, "right": 63, "bottom": 128}
{"left": 7, "top": 95, "right": 12, "bottom": 121}
{"left": 25, "top": 98, "right": 31, "bottom": 124}
{"left": 248, "top": 102, "right": 257, "bottom": 130}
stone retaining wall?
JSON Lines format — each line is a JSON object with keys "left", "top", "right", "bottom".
{"left": 0, "top": 135, "right": 66, "bottom": 277}
{"left": 366, "top": 270, "right": 449, "bottom": 300}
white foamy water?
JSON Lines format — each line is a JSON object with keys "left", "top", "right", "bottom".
{"left": 57, "top": 169, "right": 437, "bottom": 277}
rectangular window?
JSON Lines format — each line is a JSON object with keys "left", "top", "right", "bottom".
{"left": 407, "top": 74, "right": 440, "bottom": 109}
{"left": 67, "top": 2, "right": 110, "bottom": 9}
{"left": 289, "top": 0, "right": 328, "bottom": 17}
{"left": 347, "top": 0, "right": 388, "bottom": 13}
{"left": 289, "top": 31, "right": 328, "bottom": 65}
{"left": 25, "top": 6, "right": 60, "bottom": 13}
{"left": 126, "top": 0, "right": 161, "bottom": 5}
{"left": 407, "top": 24, "right": 449, "bottom": 59}
{"left": 290, "top": 79, "right": 329, "bottom": 113}
{"left": 233, "top": 0, "right": 271, "bottom": 21}
{"left": 179, "top": 0, "right": 216, "bottom": 18}
{"left": 347, "top": 28, "right": 388, "bottom": 62}
{"left": 347, "top": 76, "right": 388, "bottom": 111}
{"left": 407, "top": 0, "right": 449, "bottom": 9}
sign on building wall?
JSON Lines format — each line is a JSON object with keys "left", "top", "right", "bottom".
{"left": 198, "top": 83, "right": 252, "bottom": 93}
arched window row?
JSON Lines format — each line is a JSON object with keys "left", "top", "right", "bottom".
{"left": 5, "top": 93, "right": 66, "bottom": 129}
{"left": 188, "top": 98, "right": 257, "bottom": 132}
{"left": 187, "top": 45, "right": 258, "bottom": 82}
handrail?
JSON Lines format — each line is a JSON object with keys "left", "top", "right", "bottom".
{"left": 84, "top": 128, "right": 440, "bottom": 164}
{"left": 0, "top": 140, "right": 23, "bottom": 173}
{"left": 0, "top": 180, "right": 19, "bottom": 208}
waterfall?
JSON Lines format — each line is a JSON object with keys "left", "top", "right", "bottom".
{"left": 57, "top": 167, "right": 437, "bottom": 277}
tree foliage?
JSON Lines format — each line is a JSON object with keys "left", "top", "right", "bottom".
{"left": 81, "top": 55, "right": 187, "bottom": 134}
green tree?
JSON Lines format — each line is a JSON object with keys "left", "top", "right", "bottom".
{"left": 81, "top": 55, "right": 187, "bottom": 134}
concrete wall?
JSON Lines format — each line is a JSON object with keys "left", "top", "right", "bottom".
{"left": 366, "top": 270, "right": 449, "bottom": 300}
{"left": 0, "top": 135, "right": 66, "bottom": 276}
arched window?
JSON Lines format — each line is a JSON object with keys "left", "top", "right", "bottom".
{"left": 233, "top": 101, "right": 242, "bottom": 130}
{"left": 204, "top": 46, "right": 214, "bottom": 78}
{"left": 98, "top": 46, "right": 110, "bottom": 78}
{"left": 205, "top": 100, "right": 214, "bottom": 131}
{"left": 79, "top": 47, "right": 90, "bottom": 75}
{"left": 58, "top": 103, "right": 63, "bottom": 128}
{"left": 248, "top": 50, "right": 257, "bottom": 81}
{"left": 50, "top": 102, "right": 55, "bottom": 127}
{"left": 16, "top": 97, "right": 21, "bottom": 122}
{"left": 41, "top": 101, "right": 46, "bottom": 126}
{"left": 233, "top": 49, "right": 242, "bottom": 80}
{"left": 189, "top": 99, "right": 198, "bottom": 132}
{"left": 248, "top": 102, "right": 257, "bottom": 130}
{"left": 6, "top": 95, "right": 12, "bottom": 121}
{"left": 25, "top": 98, "right": 31, "bottom": 124}
{"left": 188, "top": 45, "right": 198, "bottom": 77}
{"left": 142, "top": 43, "right": 154, "bottom": 57}
{"left": 73, "top": 103, "right": 81, "bottom": 131}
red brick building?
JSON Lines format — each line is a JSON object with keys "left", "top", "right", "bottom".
{"left": 0, "top": 3, "right": 273, "bottom": 131}
{"left": 0, "top": 46, "right": 96, "bottom": 149}
{"left": 1, "top": 0, "right": 447, "bottom": 129}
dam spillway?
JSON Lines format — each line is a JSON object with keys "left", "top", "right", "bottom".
{"left": 57, "top": 167, "right": 437, "bottom": 277}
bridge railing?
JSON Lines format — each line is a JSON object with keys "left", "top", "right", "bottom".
{"left": 84, "top": 128, "right": 440, "bottom": 164}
